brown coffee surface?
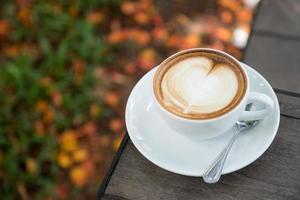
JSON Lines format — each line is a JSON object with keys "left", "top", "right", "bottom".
{"left": 153, "top": 49, "right": 247, "bottom": 119}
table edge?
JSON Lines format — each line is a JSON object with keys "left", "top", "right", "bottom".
{"left": 96, "top": 134, "right": 129, "bottom": 200}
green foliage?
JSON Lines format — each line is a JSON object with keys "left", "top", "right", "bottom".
{"left": 0, "top": 0, "right": 119, "bottom": 199}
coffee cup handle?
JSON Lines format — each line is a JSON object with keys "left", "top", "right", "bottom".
{"left": 239, "top": 92, "right": 274, "bottom": 121}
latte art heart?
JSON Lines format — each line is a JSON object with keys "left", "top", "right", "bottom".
{"left": 161, "top": 57, "right": 239, "bottom": 115}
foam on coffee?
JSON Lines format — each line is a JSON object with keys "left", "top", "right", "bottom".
{"left": 154, "top": 50, "right": 247, "bottom": 119}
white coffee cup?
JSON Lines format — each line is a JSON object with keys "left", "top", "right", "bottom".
{"left": 152, "top": 48, "right": 274, "bottom": 140}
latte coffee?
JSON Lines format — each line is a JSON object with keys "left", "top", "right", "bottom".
{"left": 153, "top": 49, "right": 247, "bottom": 119}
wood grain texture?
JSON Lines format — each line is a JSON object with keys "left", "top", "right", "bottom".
{"left": 103, "top": 115, "right": 300, "bottom": 200}
{"left": 243, "top": 34, "right": 300, "bottom": 94}
{"left": 277, "top": 92, "right": 300, "bottom": 119}
{"left": 253, "top": 0, "right": 300, "bottom": 37}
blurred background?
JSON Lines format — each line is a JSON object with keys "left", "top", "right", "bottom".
{"left": 0, "top": 0, "right": 259, "bottom": 199}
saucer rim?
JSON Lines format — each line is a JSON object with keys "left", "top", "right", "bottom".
{"left": 125, "top": 62, "right": 280, "bottom": 177}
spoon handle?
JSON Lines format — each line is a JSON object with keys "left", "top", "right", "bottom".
{"left": 203, "top": 127, "right": 239, "bottom": 183}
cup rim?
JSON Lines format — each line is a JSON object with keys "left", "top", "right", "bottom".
{"left": 152, "top": 48, "right": 249, "bottom": 122}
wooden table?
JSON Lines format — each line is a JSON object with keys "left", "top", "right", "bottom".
{"left": 97, "top": 0, "right": 300, "bottom": 199}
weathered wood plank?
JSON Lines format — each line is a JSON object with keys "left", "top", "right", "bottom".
{"left": 253, "top": 0, "right": 300, "bottom": 37}
{"left": 277, "top": 92, "right": 300, "bottom": 119}
{"left": 243, "top": 34, "right": 300, "bottom": 94}
{"left": 103, "top": 116, "right": 300, "bottom": 200}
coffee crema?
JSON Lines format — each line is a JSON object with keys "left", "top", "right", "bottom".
{"left": 153, "top": 50, "right": 247, "bottom": 119}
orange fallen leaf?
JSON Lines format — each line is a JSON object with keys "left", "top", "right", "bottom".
{"left": 2, "top": 45, "right": 21, "bottom": 58}
{"left": 86, "top": 11, "right": 104, "bottom": 25}
{"left": 105, "top": 91, "right": 119, "bottom": 107}
{"left": 34, "top": 120, "right": 45, "bottom": 136}
{"left": 153, "top": 27, "right": 168, "bottom": 42}
{"left": 69, "top": 165, "right": 87, "bottom": 187}
{"left": 121, "top": 1, "right": 136, "bottom": 15}
{"left": 82, "top": 122, "right": 97, "bottom": 136}
{"left": 57, "top": 152, "right": 72, "bottom": 168}
{"left": 109, "top": 118, "right": 123, "bottom": 133}
{"left": 60, "top": 130, "right": 78, "bottom": 152}
{"left": 128, "top": 29, "right": 151, "bottom": 46}
{"left": 134, "top": 12, "right": 151, "bottom": 25}
{"left": 18, "top": 7, "right": 32, "bottom": 26}
{"left": 134, "top": 32, "right": 151, "bottom": 46}
{"left": 68, "top": 6, "right": 79, "bottom": 17}
{"left": 26, "top": 158, "right": 38, "bottom": 175}
{"left": 219, "top": 0, "right": 241, "bottom": 11}
{"left": 166, "top": 35, "right": 183, "bottom": 48}
{"left": 107, "top": 30, "right": 126, "bottom": 44}
{"left": 72, "top": 148, "right": 88, "bottom": 163}
{"left": 180, "top": 34, "right": 200, "bottom": 49}
{"left": 35, "top": 100, "right": 49, "bottom": 113}
{"left": 237, "top": 9, "right": 252, "bottom": 23}
{"left": 220, "top": 10, "right": 233, "bottom": 24}
{"left": 214, "top": 27, "right": 231, "bottom": 42}
{"left": 124, "top": 63, "right": 137, "bottom": 74}
{"left": 138, "top": 48, "right": 157, "bottom": 70}
{"left": 43, "top": 109, "right": 54, "bottom": 124}
{"left": 0, "top": 20, "right": 11, "bottom": 38}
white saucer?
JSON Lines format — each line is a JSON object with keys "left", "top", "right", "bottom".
{"left": 125, "top": 63, "right": 280, "bottom": 176}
